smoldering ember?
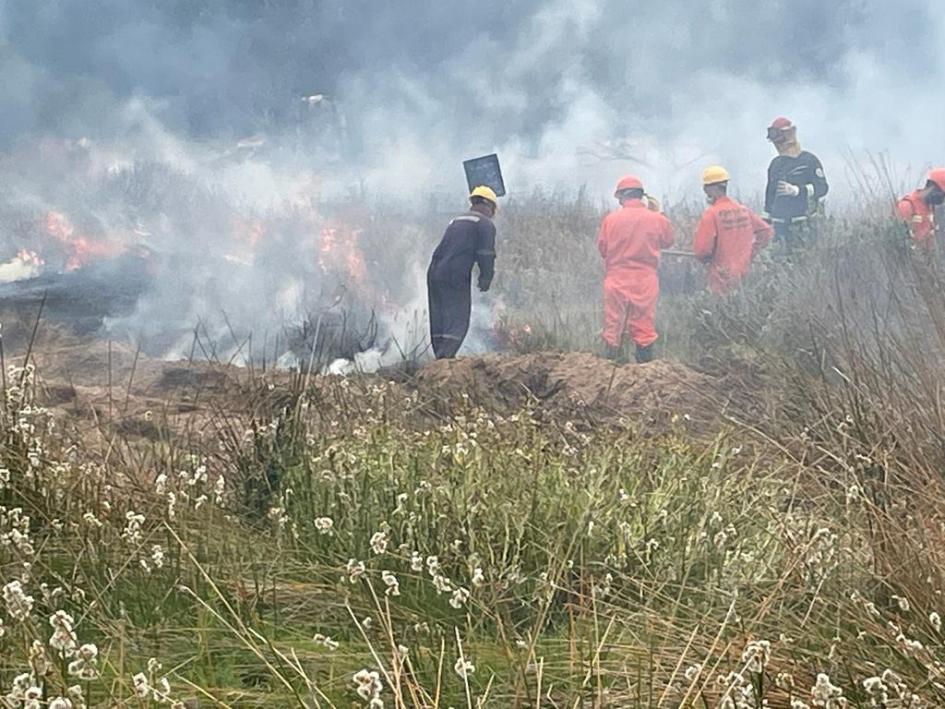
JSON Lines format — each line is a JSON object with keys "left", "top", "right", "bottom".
{"left": 2, "top": 2, "right": 945, "bottom": 708}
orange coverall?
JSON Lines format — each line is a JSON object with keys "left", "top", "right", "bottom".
{"left": 596, "top": 199, "right": 674, "bottom": 348}
{"left": 694, "top": 196, "right": 773, "bottom": 295}
{"left": 896, "top": 190, "right": 936, "bottom": 250}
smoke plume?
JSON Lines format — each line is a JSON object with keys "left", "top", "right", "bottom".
{"left": 0, "top": 0, "right": 941, "bottom": 362}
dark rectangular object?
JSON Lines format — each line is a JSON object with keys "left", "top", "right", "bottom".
{"left": 463, "top": 153, "right": 506, "bottom": 197}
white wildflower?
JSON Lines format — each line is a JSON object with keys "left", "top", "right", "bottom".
{"left": 471, "top": 567, "right": 485, "bottom": 587}
{"left": 931, "top": 612, "right": 942, "bottom": 633}
{"left": 741, "top": 639, "right": 771, "bottom": 674}
{"left": 896, "top": 633, "right": 924, "bottom": 655}
{"left": 49, "top": 610, "right": 78, "bottom": 658}
{"left": 268, "top": 506, "right": 288, "bottom": 530}
{"left": 346, "top": 558, "right": 366, "bottom": 583}
{"left": 862, "top": 675, "right": 887, "bottom": 703}
{"left": 381, "top": 570, "right": 400, "bottom": 596}
{"left": 133, "top": 672, "right": 151, "bottom": 699}
{"left": 845, "top": 484, "right": 860, "bottom": 504}
{"left": 370, "top": 530, "right": 389, "bottom": 555}
{"left": 811, "top": 672, "right": 846, "bottom": 708}
{"left": 6, "top": 673, "right": 30, "bottom": 704}
{"left": 892, "top": 595, "right": 911, "bottom": 613}
{"left": 122, "top": 511, "right": 145, "bottom": 545}
{"left": 432, "top": 574, "right": 452, "bottom": 594}
{"left": 592, "top": 573, "right": 613, "bottom": 599}
{"left": 48, "top": 699, "right": 74, "bottom": 709}
{"left": 425, "top": 555, "right": 440, "bottom": 575}
{"left": 213, "top": 475, "right": 225, "bottom": 504}
{"left": 353, "top": 668, "right": 383, "bottom": 702}
{"left": 314, "top": 516, "right": 334, "bottom": 535}
{"left": 154, "top": 473, "right": 168, "bottom": 495}
{"left": 29, "top": 639, "right": 50, "bottom": 675}
{"left": 3, "top": 580, "right": 34, "bottom": 621}
{"left": 454, "top": 657, "right": 475, "bottom": 679}
{"left": 313, "top": 633, "right": 340, "bottom": 651}
{"left": 449, "top": 587, "right": 470, "bottom": 609}
{"left": 23, "top": 686, "right": 42, "bottom": 709}
{"left": 410, "top": 551, "right": 423, "bottom": 572}
{"left": 684, "top": 663, "right": 702, "bottom": 682}
{"left": 67, "top": 643, "right": 101, "bottom": 680}
{"left": 151, "top": 544, "right": 166, "bottom": 569}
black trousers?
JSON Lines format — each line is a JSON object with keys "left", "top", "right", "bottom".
{"left": 428, "top": 275, "right": 471, "bottom": 360}
{"left": 773, "top": 219, "right": 817, "bottom": 255}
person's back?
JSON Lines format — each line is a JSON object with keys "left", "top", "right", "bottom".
{"left": 598, "top": 199, "right": 673, "bottom": 274}
{"left": 695, "top": 196, "right": 771, "bottom": 294}
{"left": 896, "top": 170, "right": 945, "bottom": 252}
{"left": 897, "top": 191, "right": 934, "bottom": 248}
{"left": 596, "top": 181, "right": 674, "bottom": 363}
{"left": 429, "top": 211, "right": 495, "bottom": 285}
{"left": 427, "top": 187, "right": 498, "bottom": 360}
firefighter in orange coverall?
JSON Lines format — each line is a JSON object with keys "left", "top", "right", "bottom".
{"left": 694, "top": 166, "right": 773, "bottom": 295}
{"left": 896, "top": 168, "right": 945, "bottom": 251}
{"left": 597, "top": 175, "right": 674, "bottom": 363}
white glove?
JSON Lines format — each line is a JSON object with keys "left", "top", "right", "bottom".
{"left": 776, "top": 181, "right": 801, "bottom": 197}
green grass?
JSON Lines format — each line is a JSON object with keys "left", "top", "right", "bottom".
{"left": 4, "top": 197, "right": 945, "bottom": 706}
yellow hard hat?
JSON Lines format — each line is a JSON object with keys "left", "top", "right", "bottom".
{"left": 702, "top": 165, "right": 730, "bottom": 186}
{"left": 469, "top": 185, "right": 498, "bottom": 207}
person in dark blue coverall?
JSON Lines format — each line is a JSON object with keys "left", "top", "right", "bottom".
{"left": 764, "top": 117, "right": 829, "bottom": 253}
{"left": 427, "top": 186, "right": 498, "bottom": 359}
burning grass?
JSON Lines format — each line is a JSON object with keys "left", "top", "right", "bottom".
{"left": 3, "top": 201, "right": 945, "bottom": 707}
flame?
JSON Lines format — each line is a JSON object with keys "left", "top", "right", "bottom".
{"left": 319, "top": 224, "right": 368, "bottom": 291}
{"left": 224, "top": 217, "right": 266, "bottom": 266}
{"left": 492, "top": 317, "right": 534, "bottom": 351}
{"left": 45, "top": 210, "right": 125, "bottom": 271}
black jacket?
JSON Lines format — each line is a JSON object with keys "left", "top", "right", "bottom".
{"left": 428, "top": 211, "right": 496, "bottom": 290}
{"left": 764, "top": 151, "right": 828, "bottom": 221}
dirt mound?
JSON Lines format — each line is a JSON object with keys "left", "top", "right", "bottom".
{"left": 10, "top": 315, "right": 732, "bottom": 441}
{"left": 408, "top": 352, "right": 724, "bottom": 430}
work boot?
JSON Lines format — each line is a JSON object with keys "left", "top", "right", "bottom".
{"left": 603, "top": 343, "right": 621, "bottom": 361}
{"left": 635, "top": 343, "right": 655, "bottom": 364}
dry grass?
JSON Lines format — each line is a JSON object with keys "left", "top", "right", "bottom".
{"left": 2, "top": 195, "right": 945, "bottom": 707}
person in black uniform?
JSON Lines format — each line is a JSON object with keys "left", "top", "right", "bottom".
{"left": 764, "top": 117, "right": 829, "bottom": 253}
{"left": 427, "top": 186, "right": 498, "bottom": 359}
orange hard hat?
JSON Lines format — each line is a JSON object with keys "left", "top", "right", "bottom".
{"left": 928, "top": 168, "right": 945, "bottom": 192}
{"left": 614, "top": 175, "right": 643, "bottom": 195}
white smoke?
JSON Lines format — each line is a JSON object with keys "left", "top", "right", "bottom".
{"left": 0, "top": 0, "right": 943, "bottom": 363}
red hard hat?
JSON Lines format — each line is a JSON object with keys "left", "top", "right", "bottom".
{"left": 614, "top": 175, "right": 643, "bottom": 195}
{"left": 769, "top": 116, "right": 794, "bottom": 130}
{"left": 928, "top": 168, "right": 945, "bottom": 192}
